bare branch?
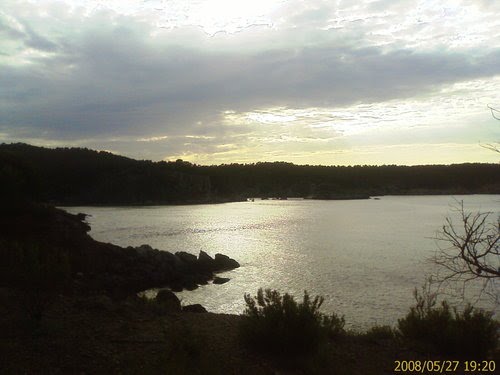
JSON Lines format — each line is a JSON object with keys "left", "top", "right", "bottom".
{"left": 481, "top": 105, "right": 500, "bottom": 153}
{"left": 488, "top": 104, "right": 500, "bottom": 120}
{"left": 431, "top": 201, "right": 499, "bottom": 302}
{"left": 481, "top": 143, "right": 500, "bottom": 153}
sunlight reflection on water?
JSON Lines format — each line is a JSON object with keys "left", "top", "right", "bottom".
{"left": 65, "top": 195, "right": 500, "bottom": 330}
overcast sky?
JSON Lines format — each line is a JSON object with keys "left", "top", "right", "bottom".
{"left": 1, "top": 0, "right": 499, "bottom": 165}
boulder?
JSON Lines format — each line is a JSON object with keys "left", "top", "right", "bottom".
{"left": 213, "top": 276, "right": 230, "bottom": 284}
{"left": 161, "top": 251, "right": 183, "bottom": 270}
{"left": 182, "top": 276, "right": 199, "bottom": 291}
{"left": 169, "top": 282, "right": 183, "bottom": 293}
{"left": 193, "top": 273, "right": 211, "bottom": 285}
{"left": 182, "top": 304, "right": 208, "bottom": 313}
{"left": 213, "top": 254, "right": 240, "bottom": 270}
{"left": 175, "top": 251, "right": 198, "bottom": 264}
{"left": 197, "top": 250, "right": 215, "bottom": 273}
{"left": 198, "top": 250, "right": 213, "bottom": 263}
{"left": 155, "top": 289, "right": 181, "bottom": 312}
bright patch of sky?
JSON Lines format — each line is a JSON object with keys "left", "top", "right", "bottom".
{"left": 0, "top": 0, "right": 499, "bottom": 165}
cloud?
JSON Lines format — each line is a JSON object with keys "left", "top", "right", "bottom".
{"left": 0, "top": 0, "right": 499, "bottom": 164}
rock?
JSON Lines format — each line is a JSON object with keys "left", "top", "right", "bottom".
{"left": 1, "top": 204, "right": 242, "bottom": 298}
{"left": 169, "top": 282, "right": 183, "bottom": 293}
{"left": 193, "top": 273, "right": 211, "bottom": 285}
{"left": 197, "top": 251, "right": 215, "bottom": 273}
{"left": 213, "top": 276, "right": 230, "bottom": 284}
{"left": 198, "top": 250, "right": 214, "bottom": 267}
{"left": 161, "top": 251, "right": 183, "bottom": 270}
{"left": 182, "top": 276, "right": 199, "bottom": 291}
{"left": 76, "top": 212, "right": 88, "bottom": 221}
{"left": 155, "top": 289, "right": 181, "bottom": 312}
{"left": 182, "top": 304, "right": 208, "bottom": 313}
{"left": 198, "top": 250, "right": 213, "bottom": 263}
{"left": 175, "top": 251, "right": 198, "bottom": 264}
{"left": 213, "top": 254, "right": 240, "bottom": 270}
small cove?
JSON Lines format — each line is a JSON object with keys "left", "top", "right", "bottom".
{"left": 65, "top": 194, "right": 500, "bottom": 330}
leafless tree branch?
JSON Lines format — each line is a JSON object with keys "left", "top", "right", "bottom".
{"left": 481, "top": 105, "right": 500, "bottom": 153}
{"left": 431, "top": 201, "right": 499, "bottom": 302}
{"left": 488, "top": 104, "right": 500, "bottom": 121}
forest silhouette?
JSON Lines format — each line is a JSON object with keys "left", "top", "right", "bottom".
{"left": 1, "top": 143, "right": 499, "bottom": 205}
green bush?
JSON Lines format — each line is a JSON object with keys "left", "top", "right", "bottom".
{"left": 398, "top": 288, "right": 499, "bottom": 357}
{"left": 239, "top": 288, "right": 345, "bottom": 356}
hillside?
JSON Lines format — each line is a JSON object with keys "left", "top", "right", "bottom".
{"left": 1, "top": 143, "right": 499, "bottom": 205}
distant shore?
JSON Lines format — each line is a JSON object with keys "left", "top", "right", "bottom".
{"left": 2, "top": 143, "right": 499, "bottom": 208}
{"left": 55, "top": 191, "right": 500, "bottom": 207}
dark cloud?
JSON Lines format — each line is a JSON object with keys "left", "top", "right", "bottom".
{"left": 2, "top": 23, "right": 499, "bottom": 140}
{"left": 24, "top": 25, "right": 59, "bottom": 52}
{"left": 0, "top": 18, "right": 25, "bottom": 40}
{"left": 0, "top": 16, "right": 59, "bottom": 52}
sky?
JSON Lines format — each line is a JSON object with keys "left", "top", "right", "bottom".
{"left": 1, "top": 0, "right": 499, "bottom": 165}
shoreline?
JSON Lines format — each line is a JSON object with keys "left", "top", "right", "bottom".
{"left": 57, "top": 192, "right": 500, "bottom": 208}
{"left": 1, "top": 202, "right": 498, "bottom": 374}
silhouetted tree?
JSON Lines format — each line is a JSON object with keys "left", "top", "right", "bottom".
{"left": 432, "top": 202, "right": 499, "bottom": 302}
{"left": 432, "top": 106, "right": 500, "bottom": 301}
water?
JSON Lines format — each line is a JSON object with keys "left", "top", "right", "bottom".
{"left": 64, "top": 195, "right": 499, "bottom": 329}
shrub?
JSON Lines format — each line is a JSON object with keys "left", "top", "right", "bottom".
{"left": 398, "top": 288, "right": 499, "bottom": 357}
{"left": 364, "top": 325, "right": 396, "bottom": 341}
{"left": 239, "top": 288, "right": 345, "bottom": 356}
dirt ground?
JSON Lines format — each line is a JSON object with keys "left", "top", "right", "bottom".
{"left": 0, "top": 290, "right": 497, "bottom": 375}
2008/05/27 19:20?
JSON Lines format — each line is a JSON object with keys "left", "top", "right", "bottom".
{"left": 394, "top": 359, "right": 496, "bottom": 373}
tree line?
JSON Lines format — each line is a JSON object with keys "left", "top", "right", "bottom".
{"left": 1, "top": 143, "right": 499, "bottom": 205}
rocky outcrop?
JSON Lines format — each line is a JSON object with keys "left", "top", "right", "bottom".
{"left": 213, "top": 254, "right": 240, "bottom": 271}
{"left": 155, "top": 289, "right": 181, "bottom": 312}
{"left": 91, "top": 245, "right": 240, "bottom": 294}
{"left": 0, "top": 203, "right": 240, "bottom": 296}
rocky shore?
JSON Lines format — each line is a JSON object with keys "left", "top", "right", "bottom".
{"left": 98, "top": 245, "right": 240, "bottom": 294}
{"left": 0, "top": 203, "right": 240, "bottom": 297}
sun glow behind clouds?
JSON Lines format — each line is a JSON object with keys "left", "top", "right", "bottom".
{"left": 247, "top": 112, "right": 297, "bottom": 124}
{"left": 235, "top": 77, "right": 500, "bottom": 137}
{"left": 210, "top": 77, "right": 500, "bottom": 165}
{"left": 55, "top": 0, "right": 284, "bottom": 34}
{"left": 190, "top": 0, "right": 281, "bottom": 34}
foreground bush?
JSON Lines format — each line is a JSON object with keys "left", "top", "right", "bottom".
{"left": 398, "top": 288, "right": 499, "bottom": 357}
{"left": 239, "top": 288, "right": 345, "bottom": 356}
{"left": 364, "top": 325, "right": 396, "bottom": 341}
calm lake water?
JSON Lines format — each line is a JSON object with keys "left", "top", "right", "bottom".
{"left": 64, "top": 195, "right": 499, "bottom": 329}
